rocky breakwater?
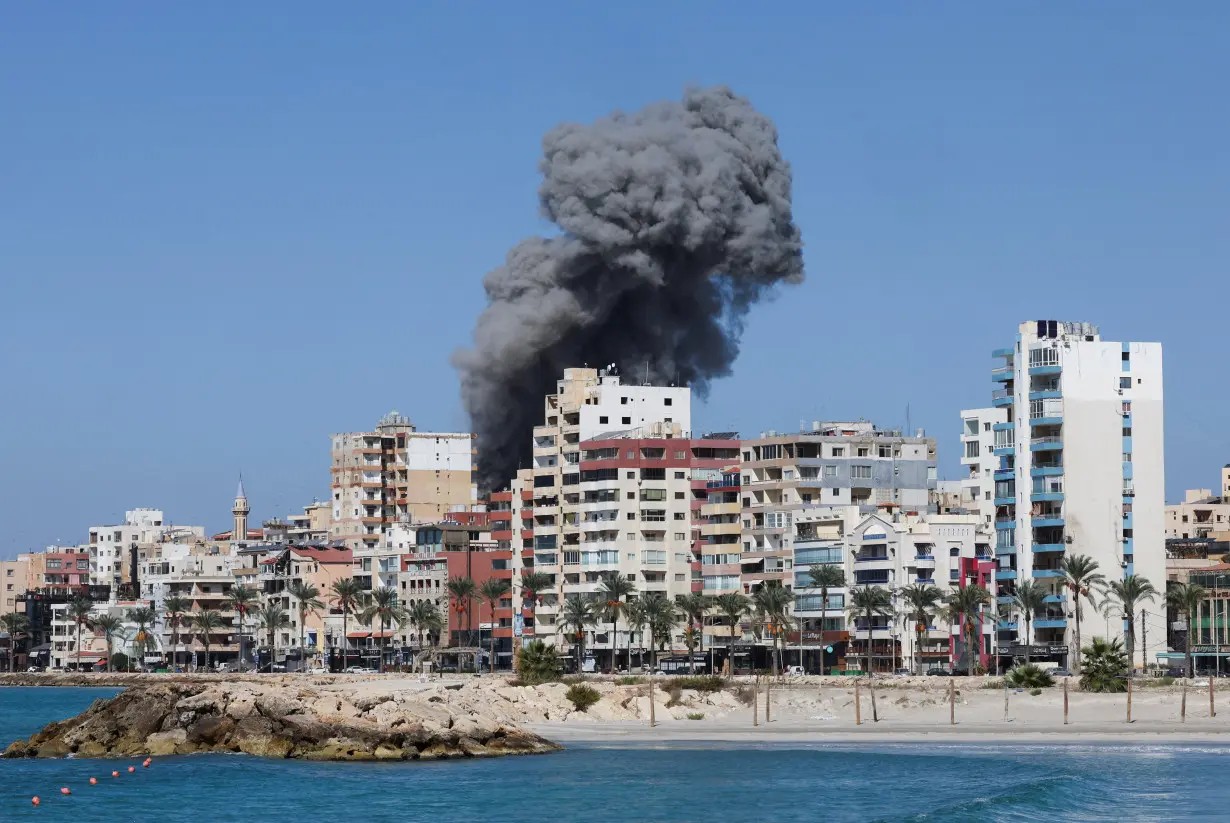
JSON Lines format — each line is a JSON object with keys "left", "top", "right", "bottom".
{"left": 3, "top": 682, "right": 560, "bottom": 761}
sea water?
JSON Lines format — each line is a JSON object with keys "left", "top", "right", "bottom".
{"left": 1, "top": 686, "right": 1228, "bottom": 822}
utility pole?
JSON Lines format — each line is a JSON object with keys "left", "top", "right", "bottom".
{"left": 1141, "top": 609, "right": 1147, "bottom": 674}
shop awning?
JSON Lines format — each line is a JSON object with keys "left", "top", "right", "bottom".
{"left": 346, "top": 632, "right": 372, "bottom": 639}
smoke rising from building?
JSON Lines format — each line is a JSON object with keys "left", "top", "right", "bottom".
{"left": 454, "top": 85, "right": 805, "bottom": 491}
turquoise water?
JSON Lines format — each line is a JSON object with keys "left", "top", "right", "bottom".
{"left": 2, "top": 687, "right": 1229, "bottom": 821}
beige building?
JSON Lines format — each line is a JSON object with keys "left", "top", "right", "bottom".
{"left": 1, "top": 557, "right": 28, "bottom": 615}
{"left": 330, "top": 411, "right": 475, "bottom": 550}
{"left": 1166, "top": 466, "right": 1230, "bottom": 541}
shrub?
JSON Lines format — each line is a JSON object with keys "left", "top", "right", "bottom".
{"left": 565, "top": 684, "right": 601, "bottom": 712}
{"left": 515, "top": 640, "right": 561, "bottom": 685}
{"left": 559, "top": 675, "right": 585, "bottom": 686}
{"left": 665, "top": 683, "right": 683, "bottom": 707}
{"left": 1005, "top": 664, "right": 1055, "bottom": 689}
{"left": 1080, "top": 637, "right": 1129, "bottom": 693}
{"left": 671, "top": 675, "right": 725, "bottom": 693}
{"left": 615, "top": 675, "right": 644, "bottom": 685}
{"left": 109, "top": 653, "right": 131, "bottom": 671}
{"left": 686, "top": 712, "right": 705, "bottom": 720}
{"left": 1029, "top": 688, "right": 1043, "bottom": 696}
{"left": 1155, "top": 676, "right": 1176, "bottom": 687}
{"left": 732, "top": 685, "right": 756, "bottom": 706}
{"left": 980, "top": 678, "right": 1005, "bottom": 690}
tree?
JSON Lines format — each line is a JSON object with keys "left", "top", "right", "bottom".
{"left": 752, "top": 582, "right": 793, "bottom": 676}
{"left": 1166, "top": 582, "right": 1208, "bottom": 678}
{"left": 713, "top": 592, "right": 751, "bottom": 674}
{"left": 330, "top": 578, "right": 366, "bottom": 671}
{"left": 257, "top": 602, "right": 290, "bottom": 671}
{"left": 1060, "top": 554, "right": 1106, "bottom": 673}
{"left": 226, "top": 584, "right": 259, "bottom": 671}
{"left": 597, "top": 573, "right": 636, "bottom": 671}
{"left": 942, "top": 584, "right": 992, "bottom": 675}
{"left": 516, "top": 639, "right": 561, "bottom": 685}
{"left": 477, "top": 578, "right": 512, "bottom": 673}
{"left": 559, "top": 596, "right": 597, "bottom": 676}
{"left": 806, "top": 565, "right": 846, "bottom": 675}
{"left": 623, "top": 598, "right": 648, "bottom": 669}
{"left": 847, "top": 586, "right": 894, "bottom": 677}
{"left": 126, "top": 606, "right": 157, "bottom": 671}
{"left": 192, "top": 610, "right": 224, "bottom": 670}
{"left": 1011, "top": 580, "right": 1048, "bottom": 666}
{"left": 1080, "top": 636, "right": 1129, "bottom": 693}
{"left": 90, "top": 615, "right": 124, "bottom": 673}
{"left": 362, "top": 587, "right": 407, "bottom": 672}
{"left": 407, "top": 600, "right": 443, "bottom": 650}
{"left": 446, "top": 576, "right": 478, "bottom": 651}
{"left": 1105, "top": 575, "right": 1157, "bottom": 674}
{"left": 287, "top": 581, "right": 325, "bottom": 670}
{"left": 0, "top": 613, "right": 30, "bottom": 672}
{"left": 67, "top": 597, "right": 94, "bottom": 671}
{"left": 162, "top": 595, "right": 191, "bottom": 670}
{"left": 643, "top": 594, "right": 675, "bottom": 669}
{"left": 676, "top": 592, "right": 710, "bottom": 674}
{"left": 900, "top": 583, "right": 945, "bottom": 674}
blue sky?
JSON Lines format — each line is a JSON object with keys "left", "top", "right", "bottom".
{"left": 3, "top": 3, "right": 1227, "bottom": 556}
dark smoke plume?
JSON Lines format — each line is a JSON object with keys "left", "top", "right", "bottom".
{"left": 455, "top": 86, "right": 804, "bottom": 491}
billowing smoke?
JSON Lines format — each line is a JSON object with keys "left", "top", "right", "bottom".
{"left": 454, "top": 85, "right": 805, "bottom": 491}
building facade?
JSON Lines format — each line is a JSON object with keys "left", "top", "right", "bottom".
{"left": 990, "top": 320, "right": 1165, "bottom": 664}
{"left": 959, "top": 407, "right": 1007, "bottom": 528}
{"left": 1166, "top": 468, "right": 1230, "bottom": 540}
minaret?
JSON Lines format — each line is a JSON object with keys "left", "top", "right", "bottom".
{"left": 232, "top": 477, "right": 250, "bottom": 543}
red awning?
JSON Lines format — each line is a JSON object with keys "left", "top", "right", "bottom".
{"left": 371, "top": 631, "right": 396, "bottom": 638}
{"left": 346, "top": 631, "right": 372, "bottom": 639}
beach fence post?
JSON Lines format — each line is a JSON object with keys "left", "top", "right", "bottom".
{"left": 765, "top": 674, "right": 771, "bottom": 724}
{"left": 854, "top": 679, "right": 861, "bottom": 726}
{"left": 1003, "top": 682, "right": 1009, "bottom": 722}
{"left": 1181, "top": 679, "right": 1187, "bottom": 722}
{"left": 1063, "top": 677, "right": 1069, "bottom": 725}
{"left": 1126, "top": 675, "right": 1132, "bottom": 723}
{"left": 753, "top": 675, "right": 759, "bottom": 727}
{"left": 870, "top": 679, "right": 878, "bottom": 723}
{"left": 1211, "top": 675, "right": 1216, "bottom": 718}
{"left": 949, "top": 679, "right": 955, "bottom": 726}
{"left": 649, "top": 675, "right": 656, "bottom": 728}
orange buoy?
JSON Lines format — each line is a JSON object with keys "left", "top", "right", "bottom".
{"left": 60, "top": 787, "right": 71, "bottom": 795}
{"left": 127, "top": 766, "right": 135, "bottom": 773}
{"left": 32, "top": 796, "right": 40, "bottom": 806}
{"left": 143, "top": 759, "right": 151, "bottom": 768}
{"left": 89, "top": 777, "right": 97, "bottom": 785}
{"left": 111, "top": 771, "right": 119, "bottom": 778}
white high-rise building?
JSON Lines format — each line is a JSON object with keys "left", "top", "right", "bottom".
{"left": 959, "top": 407, "right": 1007, "bottom": 528}
{"left": 991, "top": 320, "right": 1164, "bottom": 667}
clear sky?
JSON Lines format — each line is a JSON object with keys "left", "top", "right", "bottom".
{"left": 3, "top": 3, "right": 1227, "bottom": 556}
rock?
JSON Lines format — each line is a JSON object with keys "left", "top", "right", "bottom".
{"left": 254, "top": 694, "right": 301, "bottom": 720}
{"left": 146, "top": 729, "right": 188, "bottom": 756}
{"left": 187, "top": 715, "right": 234, "bottom": 746}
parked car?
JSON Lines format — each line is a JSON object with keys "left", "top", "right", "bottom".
{"left": 1164, "top": 667, "right": 1186, "bottom": 678}
{"left": 1049, "top": 668, "right": 1072, "bottom": 677}
{"left": 785, "top": 665, "right": 805, "bottom": 676}
{"left": 344, "top": 665, "right": 377, "bottom": 674}
{"left": 308, "top": 666, "right": 329, "bottom": 675}
{"left": 25, "top": 666, "right": 43, "bottom": 673}
{"left": 926, "top": 667, "right": 951, "bottom": 676}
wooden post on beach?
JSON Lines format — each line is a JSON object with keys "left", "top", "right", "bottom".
{"left": 753, "top": 676, "right": 759, "bottom": 727}
{"left": 1063, "top": 677, "right": 1069, "bottom": 725}
{"left": 949, "top": 678, "right": 955, "bottom": 726}
{"left": 1181, "top": 680, "right": 1187, "bottom": 722}
{"left": 1211, "top": 675, "right": 1216, "bottom": 718}
{"left": 1126, "top": 675, "right": 1132, "bottom": 723}
{"left": 649, "top": 676, "right": 656, "bottom": 728}
{"left": 1003, "top": 682, "right": 1009, "bottom": 722}
{"left": 854, "top": 679, "right": 861, "bottom": 725}
{"left": 765, "top": 675, "right": 771, "bottom": 724}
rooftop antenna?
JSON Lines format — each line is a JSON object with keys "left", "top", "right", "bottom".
{"left": 643, "top": 360, "right": 650, "bottom": 386}
{"left": 906, "top": 404, "right": 912, "bottom": 436}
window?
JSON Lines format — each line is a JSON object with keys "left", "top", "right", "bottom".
{"left": 879, "top": 446, "right": 891, "bottom": 457}
{"left": 823, "top": 465, "right": 837, "bottom": 478}
{"left": 832, "top": 447, "right": 845, "bottom": 457}
{"left": 674, "top": 492, "right": 685, "bottom": 499}
{"left": 626, "top": 492, "right": 635, "bottom": 500}
{"left": 965, "top": 441, "right": 979, "bottom": 459}
{"left": 621, "top": 397, "right": 628, "bottom": 405}
{"left": 673, "top": 512, "right": 686, "bottom": 520}
{"left": 983, "top": 422, "right": 991, "bottom": 432}
{"left": 851, "top": 465, "right": 872, "bottom": 480}
{"left": 622, "top": 417, "right": 631, "bottom": 425}
{"left": 664, "top": 398, "right": 672, "bottom": 406}
{"left": 831, "top": 488, "right": 840, "bottom": 496}
{"left": 626, "top": 471, "right": 635, "bottom": 479}
{"left": 857, "top": 447, "right": 869, "bottom": 457}
{"left": 674, "top": 471, "right": 686, "bottom": 479}
{"left": 1120, "top": 377, "right": 1132, "bottom": 389}
{"left": 627, "top": 512, "right": 636, "bottom": 520}
{"left": 802, "top": 494, "right": 812, "bottom": 503}
{"left": 950, "top": 547, "right": 960, "bottom": 556}
{"left": 1123, "top": 453, "right": 1132, "bottom": 463}
{"left": 599, "top": 416, "right": 608, "bottom": 424}
{"left": 674, "top": 451, "right": 685, "bottom": 459}
{"left": 674, "top": 533, "right": 687, "bottom": 541}
{"left": 1123, "top": 427, "right": 1131, "bottom": 436}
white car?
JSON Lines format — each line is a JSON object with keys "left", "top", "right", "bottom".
{"left": 786, "top": 665, "right": 805, "bottom": 677}
{"left": 344, "top": 666, "right": 377, "bottom": 674}
{"left": 308, "top": 666, "right": 329, "bottom": 675}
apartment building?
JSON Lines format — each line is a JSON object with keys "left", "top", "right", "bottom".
{"left": 739, "top": 422, "right": 938, "bottom": 595}
{"left": 48, "top": 598, "right": 155, "bottom": 670}
{"left": 1166, "top": 468, "right": 1230, "bottom": 540}
{"left": 990, "top": 320, "right": 1165, "bottom": 664}
{"left": 330, "top": 411, "right": 475, "bottom": 550}
{"left": 1, "top": 557, "right": 27, "bottom": 615}
{"left": 250, "top": 545, "right": 353, "bottom": 666}
{"left": 959, "top": 407, "right": 1007, "bottom": 528}
{"left": 139, "top": 542, "right": 241, "bottom": 667}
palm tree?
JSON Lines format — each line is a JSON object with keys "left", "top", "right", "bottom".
{"left": 1011, "top": 580, "right": 1048, "bottom": 666}
{"left": 67, "top": 597, "right": 94, "bottom": 671}
{"left": 90, "top": 615, "right": 123, "bottom": 673}
{"left": 1060, "top": 554, "right": 1106, "bottom": 673}
{"left": 0, "top": 613, "right": 30, "bottom": 672}
{"left": 1105, "top": 574, "right": 1158, "bottom": 673}
{"left": 676, "top": 592, "right": 710, "bottom": 674}
{"left": 623, "top": 598, "right": 648, "bottom": 669}
{"left": 362, "top": 587, "right": 407, "bottom": 672}
{"left": 643, "top": 594, "right": 675, "bottom": 669}
{"left": 1080, "top": 636, "right": 1130, "bottom": 693}
{"left": 287, "top": 581, "right": 324, "bottom": 670}
{"left": 257, "top": 602, "right": 290, "bottom": 671}
{"left": 899, "top": 583, "right": 944, "bottom": 674}
{"left": 806, "top": 565, "right": 846, "bottom": 675}
{"left": 518, "top": 571, "right": 553, "bottom": 660}
{"left": 407, "top": 600, "right": 443, "bottom": 650}
{"left": 1166, "top": 582, "right": 1208, "bottom": 678}
{"left": 943, "top": 584, "right": 993, "bottom": 675}
{"left": 226, "top": 584, "right": 259, "bottom": 671}
{"left": 192, "top": 610, "right": 224, "bottom": 670}
{"left": 477, "top": 578, "right": 512, "bottom": 673}
{"left": 162, "top": 594, "right": 191, "bottom": 670}
{"left": 847, "top": 586, "right": 894, "bottom": 677}
{"left": 446, "top": 576, "right": 478, "bottom": 650}
{"left": 330, "top": 578, "right": 366, "bottom": 671}
{"left": 559, "top": 595, "right": 597, "bottom": 676}
{"left": 597, "top": 573, "right": 636, "bottom": 671}
{"left": 713, "top": 592, "right": 751, "bottom": 674}
{"left": 126, "top": 606, "right": 156, "bottom": 671}
{"left": 752, "top": 582, "right": 793, "bottom": 676}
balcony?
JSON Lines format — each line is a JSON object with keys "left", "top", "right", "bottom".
{"left": 1031, "top": 465, "right": 1063, "bottom": 477}
{"left": 992, "top": 388, "right": 1013, "bottom": 408}
{"left": 1029, "top": 364, "right": 1062, "bottom": 376}
{"left": 1033, "top": 543, "right": 1066, "bottom": 553}
{"left": 1034, "top": 618, "right": 1067, "bottom": 629}
{"left": 992, "top": 348, "right": 1014, "bottom": 358}
{"left": 1030, "top": 436, "right": 1063, "bottom": 452}
{"left": 1032, "top": 516, "right": 1064, "bottom": 529}
{"left": 700, "top": 502, "right": 741, "bottom": 517}
{"left": 1032, "top": 569, "right": 1065, "bottom": 579}
{"left": 994, "top": 468, "right": 1015, "bottom": 481}
{"left": 995, "top": 569, "right": 1017, "bottom": 581}
{"left": 991, "top": 366, "right": 1014, "bottom": 382}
